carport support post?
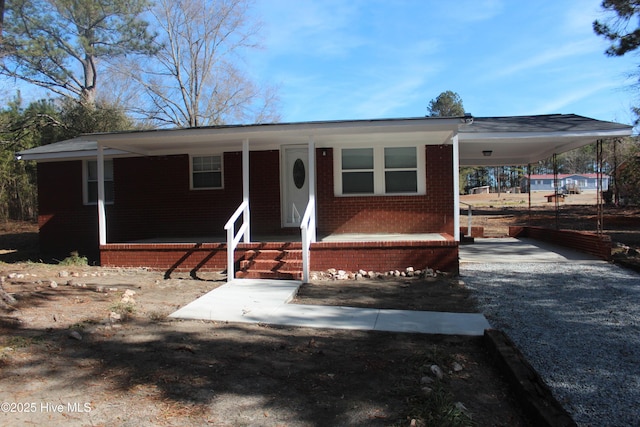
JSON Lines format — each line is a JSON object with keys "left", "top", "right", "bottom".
{"left": 243, "top": 139, "right": 250, "bottom": 243}
{"left": 452, "top": 133, "right": 460, "bottom": 241}
{"left": 97, "top": 143, "right": 107, "bottom": 245}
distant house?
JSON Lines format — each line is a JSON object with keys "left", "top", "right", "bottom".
{"left": 522, "top": 173, "right": 608, "bottom": 193}
{"left": 17, "top": 114, "right": 631, "bottom": 279}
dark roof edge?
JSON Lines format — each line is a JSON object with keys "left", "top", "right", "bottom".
{"left": 81, "top": 115, "right": 469, "bottom": 138}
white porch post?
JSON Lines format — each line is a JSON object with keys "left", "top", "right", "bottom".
{"left": 97, "top": 143, "right": 107, "bottom": 245}
{"left": 452, "top": 133, "right": 460, "bottom": 241}
{"left": 242, "top": 138, "right": 251, "bottom": 243}
{"left": 308, "top": 137, "right": 316, "bottom": 243}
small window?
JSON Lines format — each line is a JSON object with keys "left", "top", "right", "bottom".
{"left": 84, "top": 160, "right": 114, "bottom": 205}
{"left": 342, "top": 148, "right": 374, "bottom": 194}
{"left": 192, "top": 155, "right": 223, "bottom": 189}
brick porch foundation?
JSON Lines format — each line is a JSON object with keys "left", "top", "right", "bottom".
{"left": 100, "top": 237, "right": 459, "bottom": 277}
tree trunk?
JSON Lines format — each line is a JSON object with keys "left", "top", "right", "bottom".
{"left": 81, "top": 54, "right": 97, "bottom": 107}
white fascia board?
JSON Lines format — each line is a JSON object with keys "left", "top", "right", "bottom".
{"left": 459, "top": 128, "right": 632, "bottom": 141}
{"left": 19, "top": 148, "right": 131, "bottom": 162}
{"left": 91, "top": 117, "right": 464, "bottom": 145}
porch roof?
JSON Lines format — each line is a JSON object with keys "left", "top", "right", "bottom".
{"left": 18, "top": 114, "right": 632, "bottom": 166}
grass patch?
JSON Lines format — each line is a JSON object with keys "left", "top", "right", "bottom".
{"left": 69, "top": 319, "right": 100, "bottom": 331}
{"left": 110, "top": 301, "right": 136, "bottom": 320}
{"left": 406, "top": 381, "right": 474, "bottom": 427}
{"left": 147, "top": 311, "right": 169, "bottom": 322}
{"left": 3, "top": 335, "right": 41, "bottom": 348}
{"left": 58, "top": 251, "right": 88, "bottom": 266}
{"left": 396, "top": 346, "right": 474, "bottom": 427}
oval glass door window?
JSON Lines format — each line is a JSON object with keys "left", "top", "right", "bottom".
{"left": 293, "top": 159, "right": 305, "bottom": 189}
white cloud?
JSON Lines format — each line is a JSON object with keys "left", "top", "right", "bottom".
{"left": 527, "top": 81, "right": 621, "bottom": 115}
{"left": 562, "top": 0, "right": 603, "bottom": 36}
{"left": 488, "top": 39, "right": 601, "bottom": 79}
{"left": 257, "top": 0, "right": 366, "bottom": 58}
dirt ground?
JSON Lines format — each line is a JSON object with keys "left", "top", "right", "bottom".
{"left": 1, "top": 194, "right": 638, "bottom": 427}
{"left": 0, "top": 259, "right": 527, "bottom": 427}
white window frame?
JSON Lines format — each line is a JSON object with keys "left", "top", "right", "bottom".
{"left": 190, "top": 154, "right": 224, "bottom": 190}
{"left": 334, "top": 145, "right": 425, "bottom": 196}
{"left": 83, "top": 159, "right": 114, "bottom": 205}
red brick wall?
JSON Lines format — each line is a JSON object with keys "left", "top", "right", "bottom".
{"left": 37, "top": 161, "right": 101, "bottom": 261}
{"left": 509, "top": 226, "right": 612, "bottom": 260}
{"left": 248, "top": 150, "right": 282, "bottom": 233}
{"left": 100, "top": 239, "right": 459, "bottom": 274}
{"left": 37, "top": 151, "right": 283, "bottom": 262}
{"left": 110, "top": 154, "right": 242, "bottom": 241}
{"left": 316, "top": 146, "right": 454, "bottom": 235}
{"left": 38, "top": 145, "right": 455, "bottom": 263}
{"left": 310, "top": 239, "right": 459, "bottom": 274}
{"left": 100, "top": 242, "right": 229, "bottom": 273}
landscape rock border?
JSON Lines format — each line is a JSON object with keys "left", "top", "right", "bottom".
{"left": 483, "top": 329, "right": 576, "bottom": 427}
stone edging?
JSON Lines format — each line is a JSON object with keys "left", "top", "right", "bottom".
{"left": 483, "top": 329, "right": 577, "bottom": 427}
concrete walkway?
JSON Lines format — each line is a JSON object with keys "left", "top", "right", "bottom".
{"left": 171, "top": 237, "right": 590, "bottom": 335}
{"left": 170, "top": 278, "right": 490, "bottom": 336}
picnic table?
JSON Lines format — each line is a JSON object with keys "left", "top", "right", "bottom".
{"left": 545, "top": 193, "right": 565, "bottom": 202}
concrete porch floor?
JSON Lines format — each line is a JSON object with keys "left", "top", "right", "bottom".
{"left": 170, "top": 278, "right": 490, "bottom": 336}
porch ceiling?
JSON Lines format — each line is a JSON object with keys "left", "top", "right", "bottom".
{"left": 458, "top": 134, "right": 616, "bottom": 166}
{"left": 458, "top": 115, "right": 633, "bottom": 166}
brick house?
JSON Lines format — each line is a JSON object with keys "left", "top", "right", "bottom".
{"left": 18, "top": 114, "right": 631, "bottom": 280}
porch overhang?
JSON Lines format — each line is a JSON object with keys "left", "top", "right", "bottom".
{"left": 458, "top": 114, "right": 633, "bottom": 166}
{"left": 67, "top": 117, "right": 464, "bottom": 157}
{"left": 18, "top": 114, "right": 632, "bottom": 167}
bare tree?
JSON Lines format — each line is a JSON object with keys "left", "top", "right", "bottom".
{"left": 118, "top": 0, "right": 280, "bottom": 127}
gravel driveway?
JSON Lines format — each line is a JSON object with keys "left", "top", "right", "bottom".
{"left": 461, "top": 260, "right": 640, "bottom": 427}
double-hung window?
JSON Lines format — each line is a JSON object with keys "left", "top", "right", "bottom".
{"left": 191, "top": 155, "right": 223, "bottom": 189}
{"left": 336, "top": 146, "right": 424, "bottom": 196}
{"left": 84, "top": 160, "right": 114, "bottom": 205}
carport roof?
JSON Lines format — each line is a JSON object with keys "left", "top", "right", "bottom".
{"left": 17, "top": 113, "right": 632, "bottom": 166}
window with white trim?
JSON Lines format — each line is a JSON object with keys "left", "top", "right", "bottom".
{"left": 191, "top": 155, "right": 223, "bottom": 189}
{"left": 342, "top": 148, "right": 374, "bottom": 194}
{"left": 335, "top": 146, "right": 424, "bottom": 196}
{"left": 384, "top": 147, "right": 418, "bottom": 193}
{"left": 84, "top": 159, "right": 114, "bottom": 205}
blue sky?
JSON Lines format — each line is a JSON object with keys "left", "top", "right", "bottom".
{"left": 250, "top": 0, "right": 639, "bottom": 125}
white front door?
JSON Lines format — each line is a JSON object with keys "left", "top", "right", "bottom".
{"left": 282, "top": 146, "right": 309, "bottom": 227}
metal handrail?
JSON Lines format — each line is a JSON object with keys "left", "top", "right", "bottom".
{"left": 224, "top": 200, "right": 249, "bottom": 282}
{"left": 300, "top": 198, "right": 316, "bottom": 283}
{"left": 459, "top": 201, "right": 473, "bottom": 238}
